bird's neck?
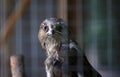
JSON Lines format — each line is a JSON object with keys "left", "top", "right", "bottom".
{"left": 45, "top": 36, "right": 61, "bottom": 56}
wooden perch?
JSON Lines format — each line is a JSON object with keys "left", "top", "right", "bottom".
{"left": 10, "top": 55, "right": 25, "bottom": 77}
{"left": 0, "top": 0, "right": 30, "bottom": 48}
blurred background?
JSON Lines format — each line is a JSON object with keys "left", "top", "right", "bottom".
{"left": 0, "top": 0, "right": 120, "bottom": 77}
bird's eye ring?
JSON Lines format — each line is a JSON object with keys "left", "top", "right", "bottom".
{"left": 43, "top": 26, "right": 49, "bottom": 32}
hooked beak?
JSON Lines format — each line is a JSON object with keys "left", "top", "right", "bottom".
{"left": 47, "top": 30, "right": 55, "bottom": 36}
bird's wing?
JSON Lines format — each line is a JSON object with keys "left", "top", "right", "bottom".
{"left": 68, "top": 40, "right": 102, "bottom": 77}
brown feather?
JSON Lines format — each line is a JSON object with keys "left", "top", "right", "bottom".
{"left": 38, "top": 25, "right": 47, "bottom": 48}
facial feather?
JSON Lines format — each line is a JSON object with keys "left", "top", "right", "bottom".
{"left": 38, "top": 18, "right": 62, "bottom": 55}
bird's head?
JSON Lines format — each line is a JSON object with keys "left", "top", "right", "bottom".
{"left": 38, "top": 18, "right": 66, "bottom": 49}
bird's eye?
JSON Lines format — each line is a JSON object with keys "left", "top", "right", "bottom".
{"left": 43, "top": 26, "right": 49, "bottom": 32}
{"left": 56, "top": 26, "right": 62, "bottom": 32}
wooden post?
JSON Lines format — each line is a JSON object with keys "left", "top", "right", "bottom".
{"left": 57, "top": 0, "right": 68, "bottom": 21}
{"left": 10, "top": 55, "right": 25, "bottom": 77}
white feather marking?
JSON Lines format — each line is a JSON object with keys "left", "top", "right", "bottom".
{"left": 69, "top": 42, "right": 77, "bottom": 49}
{"left": 69, "top": 43, "right": 75, "bottom": 49}
{"left": 77, "top": 73, "right": 82, "bottom": 77}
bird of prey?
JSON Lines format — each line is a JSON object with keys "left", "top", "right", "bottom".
{"left": 38, "top": 18, "right": 102, "bottom": 77}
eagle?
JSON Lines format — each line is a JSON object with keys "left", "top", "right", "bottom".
{"left": 38, "top": 18, "right": 102, "bottom": 77}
